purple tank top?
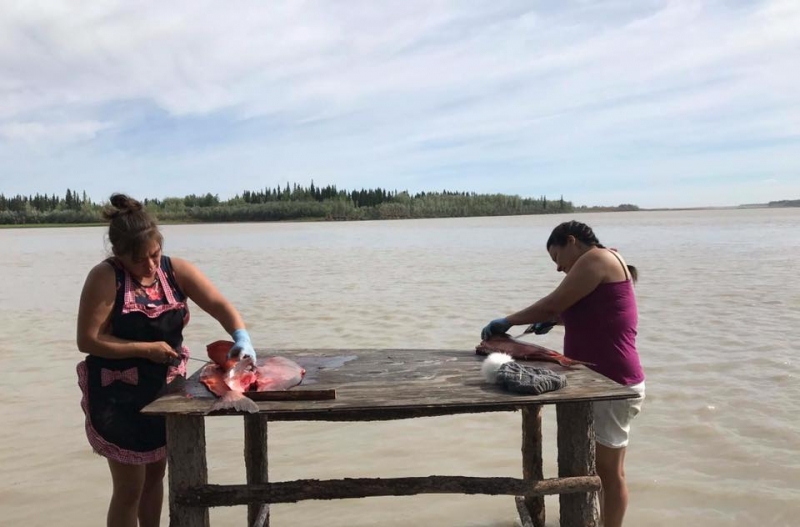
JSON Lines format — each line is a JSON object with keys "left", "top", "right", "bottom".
{"left": 561, "top": 279, "right": 645, "bottom": 386}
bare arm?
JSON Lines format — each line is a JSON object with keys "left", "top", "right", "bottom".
{"left": 76, "top": 263, "right": 168, "bottom": 360}
{"left": 170, "top": 257, "right": 245, "bottom": 334}
{"left": 506, "top": 251, "right": 605, "bottom": 326}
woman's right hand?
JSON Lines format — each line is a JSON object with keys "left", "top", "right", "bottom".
{"left": 143, "top": 341, "right": 181, "bottom": 364}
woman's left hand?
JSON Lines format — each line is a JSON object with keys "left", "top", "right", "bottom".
{"left": 481, "top": 318, "right": 512, "bottom": 340}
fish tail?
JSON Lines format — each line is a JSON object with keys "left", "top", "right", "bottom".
{"left": 210, "top": 391, "right": 259, "bottom": 413}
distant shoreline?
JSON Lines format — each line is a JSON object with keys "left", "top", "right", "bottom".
{"left": 642, "top": 205, "right": 743, "bottom": 212}
{"left": 0, "top": 222, "right": 103, "bottom": 229}
{"left": 2, "top": 204, "right": 795, "bottom": 230}
{"left": 643, "top": 202, "right": 799, "bottom": 212}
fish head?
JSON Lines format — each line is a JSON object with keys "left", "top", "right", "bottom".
{"left": 207, "top": 340, "right": 237, "bottom": 368}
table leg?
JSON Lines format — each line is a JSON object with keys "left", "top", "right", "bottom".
{"left": 556, "top": 402, "right": 599, "bottom": 527}
{"left": 519, "top": 405, "right": 545, "bottom": 527}
{"left": 166, "top": 415, "right": 210, "bottom": 527}
{"left": 244, "top": 414, "right": 270, "bottom": 527}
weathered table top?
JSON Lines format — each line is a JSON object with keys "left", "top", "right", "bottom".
{"left": 142, "top": 349, "right": 639, "bottom": 421}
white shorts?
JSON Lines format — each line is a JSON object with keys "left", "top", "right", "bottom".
{"left": 594, "top": 381, "right": 645, "bottom": 449}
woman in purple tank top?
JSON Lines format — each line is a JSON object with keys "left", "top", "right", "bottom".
{"left": 481, "top": 220, "right": 645, "bottom": 527}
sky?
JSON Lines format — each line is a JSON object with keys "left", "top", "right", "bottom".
{"left": 0, "top": 0, "right": 798, "bottom": 209}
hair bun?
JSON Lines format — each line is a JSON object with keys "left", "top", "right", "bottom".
{"left": 110, "top": 193, "right": 142, "bottom": 213}
{"left": 102, "top": 193, "right": 144, "bottom": 221}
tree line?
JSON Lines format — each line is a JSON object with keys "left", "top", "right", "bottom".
{"left": 767, "top": 200, "right": 800, "bottom": 207}
{"left": 0, "top": 182, "right": 618, "bottom": 225}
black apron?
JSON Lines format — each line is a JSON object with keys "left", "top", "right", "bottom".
{"left": 82, "top": 256, "right": 188, "bottom": 454}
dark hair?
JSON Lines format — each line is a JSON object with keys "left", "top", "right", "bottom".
{"left": 102, "top": 193, "right": 163, "bottom": 258}
{"left": 546, "top": 220, "right": 638, "bottom": 282}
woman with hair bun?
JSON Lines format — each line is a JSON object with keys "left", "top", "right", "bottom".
{"left": 76, "top": 193, "right": 256, "bottom": 527}
{"left": 481, "top": 220, "right": 645, "bottom": 527}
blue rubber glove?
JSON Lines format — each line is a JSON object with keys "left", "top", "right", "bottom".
{"left": 228, "top": 329, "right": 257, "bottom": 362}
{"left": 481, "top": 317, "right": 512, "bottom": 341}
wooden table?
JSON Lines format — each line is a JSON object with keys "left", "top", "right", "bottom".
{"left": 142, "top": 349, "right": 639, "bottom": 527}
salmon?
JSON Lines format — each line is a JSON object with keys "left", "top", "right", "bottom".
{"left": 475, "top": 334, "right": 592, "bottom": 368}
{"left": 199, "top": 340, "right": 306, "bottom": 413}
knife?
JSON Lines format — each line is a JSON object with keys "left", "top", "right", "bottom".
{"left": 512, "top": 320, "right": 557, "bottom": 339}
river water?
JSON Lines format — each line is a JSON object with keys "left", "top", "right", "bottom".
{"left": 0, "top": 208, "right": 798, "bottom": 526}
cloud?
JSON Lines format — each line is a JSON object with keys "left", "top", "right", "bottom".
{"left": 0, "top": 120, "right": 112, "bottom": 143}
{"left": 0, "top": 0, "right": 798, "bottom": 207}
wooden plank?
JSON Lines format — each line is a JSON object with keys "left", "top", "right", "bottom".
{"left": 557, "top": 402, "right": 599, "bottom": 527}
{"left": 143, "top": 349, "right": 639, "bottom": 418}
{"left": 245, "top": 389, "right": 336, "bottom": 401}
{"left": 257, "top": 405, "right": 514, "bottom": 422}
{"left": 176, "top": 475, "right": 601, "bottom": 506}
{"left": 166, "top": 416, "right": 209, "bottom": 527}
{"left": 244, "top": 415, "right": 269, "bottom": 527}
{"left": 252, "top": 505, "right": 269, "bottom": 527}
{"left": 521, "top": 406, "right": 545, "bottom": 527}
{"left": 515, "top": 496, "right": 536, "bottom": 527}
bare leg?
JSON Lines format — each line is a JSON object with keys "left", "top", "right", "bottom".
{"left": 107, "top": 459, "right": 146, "bottom": 527}
{"left": 595, "top": 443, "right": 628, "bottom": 527}
{"left": 139, "top": 459, "right": 167, "bottom": 527}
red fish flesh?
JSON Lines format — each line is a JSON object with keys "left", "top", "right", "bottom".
{"left": 475, "top": 334, "right": 592, "bottom": 368}
{"left": 200, "top": 340, "right": 306, "bottom": 413}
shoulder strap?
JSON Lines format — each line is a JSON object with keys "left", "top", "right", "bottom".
{"left": 103, "top": 257, "right": 125, "bottom": 311}
{"left": 104, "top": 256, "right": 121, "bottom": 271}
{"left": 607, "top": 249, "right": 630, "bottom": 281}
{"left": 160, "top": 256, "right": 187, "bottom": 301}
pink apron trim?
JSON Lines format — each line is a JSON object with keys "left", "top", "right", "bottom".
{"left": 120, "top": 266, "right": 187, "bottom": 319}
{"left": 76, "top": 361, "right": 165, "bottom": 465}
